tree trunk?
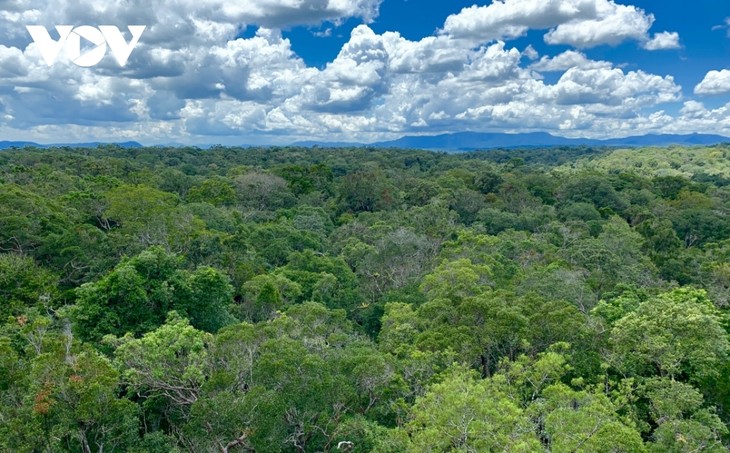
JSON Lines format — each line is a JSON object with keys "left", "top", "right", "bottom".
{"left": 79, "top": 428, "right": 92, "bottom": 453}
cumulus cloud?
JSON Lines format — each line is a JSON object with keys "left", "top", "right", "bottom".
{"left": 0, "top": 0, "right": 712, "bottom": 143}
{"left": 642, "top": 31, "right": 680, "bottom": 50}
{"left": 530, "top": 50, "right": 611, "bottom": 71}
{"left": 543, "top": 1, "right": 653, "bottom": 48}
{"left": 4, "top": 0, "right": 382, "bottom": 34}
{"left": 695, "top": 70, "right": 730, "bottom": 95}
{"left": 522, "top": 45, "right": 538, "bottom": 61}
{"left": 547, "top": 67, "right": 680, "bottom": 106}
{"left": 299, "top": 25, "right": 388, "bottom": 112}
{"left": 442, "top": 0, "right": 660, "bottom": 48}
{"left": 661, "top": 100, "right": 730, "bottom": 136}
{"left": 680, "top": 100, "right": 705, "bottom": 117}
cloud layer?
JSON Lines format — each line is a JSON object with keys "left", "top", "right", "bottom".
{"left": 695, "top": 70, "right": 730, "bottom": 96}
{"left": 0, "top": 0, "right": 726, "bottom": 144}
{"left": 441, "top": 0, "right": 667, "bottom": 48}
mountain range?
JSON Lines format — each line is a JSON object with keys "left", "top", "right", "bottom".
{"left": 0, "top": 141, "right": 143, "bottom": 150}
{"left": 295, "top": 132, "right": 730, "bottom": 150}
{"left": 2, "top": 132, "right": 729, "bottom": 151}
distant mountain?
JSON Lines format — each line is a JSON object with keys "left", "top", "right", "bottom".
{"left": 598, "top": 133, "right": 730, "bottom": 147}
{"left": 0, "top": 141, "right": 143, "bottom": 150}
{"left": 372, "top": 131, "right": 576, "bottom": 149}
{"left": 3, "top": 133, "right": 729, "bottom": 152}
{"left": 291, "top": 140, "right": 365, "bottom": 148}
{"left": 369, "top": 132, "right": 730, "bottom": 150}
{"left": 0, "top": 141, "right": 40, "bottom": 149}
{"left": 289, "top": 132, "right": 730, "bottom": 151}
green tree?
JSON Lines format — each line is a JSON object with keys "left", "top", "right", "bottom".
{"left": 641, "top": 378, "right": 728, "bottom": 453}
{"left": 239, "top": 273, "right": 302, "bottom": 321}
{"left": 115, "top": 312, "right": 211, "bottom": 410}
{"left": 339, "top": 170, "right": 396, "bottom": 213}
{"left": 610, "top": 288, "right": 729, "bottom": 382}
{"left": 420, "top": 258, "right": 493, "bottom": 302}
{"left": 0, "top": 324, "right": 138, "bottom": 453}
{"left": 0, "top": 184, "right": 72, "bottom": 254}
{"left": 73, "top": 247, "right": 233, "bottom": 342}
{"left": 234, "top": 171, "right": 296, "bottom": 210}
{"left": 0, "top": 254, "right": 58, "bottom": 322}
{"left": 541, "top": 383, "right": 646, "bottom": 453}
{"left": 186, "top": 176, "right": 237, "bottom": 207}
{"left": 405, "top": 366, "right": 541, "bottom": 452}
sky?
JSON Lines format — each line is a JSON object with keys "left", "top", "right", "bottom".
{"left": 1, "top": 0, "right": 730, "bottom": 145}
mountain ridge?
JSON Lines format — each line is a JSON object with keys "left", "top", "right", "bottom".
{"left": 2, "top": 132, "right": 729, "bottom": 151}
{"left": 296, "top": 132, "right": 730, "bottom": 150}
{"left": 0, "top": 141, "right": 143, "bottom": 150}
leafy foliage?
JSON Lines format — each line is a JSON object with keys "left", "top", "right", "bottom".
{"left": 1, "top": 144, "right": 729, "bottom": 451}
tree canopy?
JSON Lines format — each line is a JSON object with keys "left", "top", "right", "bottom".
{"left": 1, "top": 143, "right": 729, "bottom": 451}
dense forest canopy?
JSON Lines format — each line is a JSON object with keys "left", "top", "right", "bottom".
{"left": 1, "top": 143, "right": 729, "bottom": 452}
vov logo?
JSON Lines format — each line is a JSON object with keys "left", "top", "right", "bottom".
{"left": 26, "top": 25, "right": 146, "bottom": 67}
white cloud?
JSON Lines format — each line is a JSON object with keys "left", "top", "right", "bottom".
{"left": 169, "top": 24, "right": 683, "bottom": 141}
{"left": 695, "top": 70, "right": 730, "bottom": 95}
{"left": 661, "top": 100, "right": 730, "bottom": 135}
{"left": 642, "top": 31, "right": 680, "bottom": 50}
{"left": 442, "top": 0, "right": 659, "bottom": 48}
{"left": 711, "top": 17, "right": 730, "bottom": 37}
{"left": 546, "top": 67, "right": 680, "bottom": 106}
{"left": 680, "top": 100, "right": 705, "bottom": 117}
{"left": 544, "top": 2, "right": 653, "bottom": 47}
{"left": 0, "top": 0, "right": 717, "bottom": 144}
{"left": 381, "top": 34, "right": 467, "bottom": 74}
{"left": 522, "top": 45, "right": 538, "bottom": 60}
{"left": 5, "top": 0, "right": 382, "bottom": 33}
{"left": 298, "top": 25, "right": 388, "bottom": 112}
{"left": 205, "top": 0, "right": 382, "bottom": 27}
{"left": 530, "top": 50, "right": 611, "bottom": 72}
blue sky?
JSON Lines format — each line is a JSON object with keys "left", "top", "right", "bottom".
{"left": 1, "top": 0, "right": 730, "bottom": 144}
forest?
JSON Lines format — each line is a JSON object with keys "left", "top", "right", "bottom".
{"left": 0, "top": 143, "right": 729, "bottom": 452}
